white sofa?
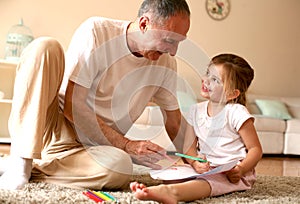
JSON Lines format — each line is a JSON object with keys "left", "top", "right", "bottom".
{"left": 126, "top": 94, "right": 300, "bottom": 156}
{"left": 125, "top": 105, "right": 177, "bottom": 152}
{"left": 247, "top": 94, "right": 300, "bottom": 155}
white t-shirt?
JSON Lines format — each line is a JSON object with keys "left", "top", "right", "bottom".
{"left": 59, "top": 17, "right": 179, "bottom": 134}
{"left": 186, "top": 101, "right": 254, "bottom": 166}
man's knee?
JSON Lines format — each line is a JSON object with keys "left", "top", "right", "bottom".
{"left": 86, "top": 146, "right": 133, "bottom": 190}
{"left": 21, "top": 37, "right": 64, "bottom": 63}
{"left": 104, "top": 170, "right": 131, "bottom": 190}
{"left": 26, "top": 37, "right": 62, "bottom": 52}
{"left": 87, "top": 146, "right": 133, "bottom": 175}
{"left": 18, "top": 36, "right": 65, "bottom": 85}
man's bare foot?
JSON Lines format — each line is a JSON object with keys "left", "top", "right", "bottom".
{"left": 130, "top": 182, "right": 177, "bottom": 204}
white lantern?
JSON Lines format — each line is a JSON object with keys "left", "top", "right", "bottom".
{"left": 5, "top": 18, "right": 34, "bottom": 62}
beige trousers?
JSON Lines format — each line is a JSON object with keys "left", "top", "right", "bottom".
{"left": 8, "top": 37, "right": 132, "bottom": 190}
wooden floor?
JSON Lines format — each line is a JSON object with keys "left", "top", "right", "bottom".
{"left": 0, "top": 144, "right": 10, "bottom": 156}
{"left": 0, "top": 143, "right": 299, "bottom": 177}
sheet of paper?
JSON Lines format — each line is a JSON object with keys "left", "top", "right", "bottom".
{"left": 150, "top": 160, "right": 238, "bottom": 180}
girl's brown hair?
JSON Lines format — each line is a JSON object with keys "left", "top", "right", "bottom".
{"left": 210, "top": 53, "right": 254, "bottom": 106}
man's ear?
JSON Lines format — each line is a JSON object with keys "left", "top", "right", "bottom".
{"left": 139, "top": 16, "right": 149, "bottom": 33}
{"left": 227, "top": 89, "right": 240, "bottom": 101}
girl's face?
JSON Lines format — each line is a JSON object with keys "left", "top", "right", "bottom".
{"left": 200, "top": 64, "right": 227, "bottom": 103}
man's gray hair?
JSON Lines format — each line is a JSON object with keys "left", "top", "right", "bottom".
{"left": 138, "top": 0, "right": 190, "bottom": 25}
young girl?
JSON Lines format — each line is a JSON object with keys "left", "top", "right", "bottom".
{"left": 130, "top": 53, "right": 263, "bottom": 203}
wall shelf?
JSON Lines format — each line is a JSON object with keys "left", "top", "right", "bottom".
{"left": 0, "top": 59, "right": 17, "bottom": 143}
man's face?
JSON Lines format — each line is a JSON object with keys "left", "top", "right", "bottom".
{"left": 140, "top": 14, "right": 190, "bottom": 61}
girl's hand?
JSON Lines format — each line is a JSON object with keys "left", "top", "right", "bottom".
{"left": 225, "top": 165, "right": 243, "bottom": 183}
{"left": 191, "top": 155, "right": 210, "bottom": 174}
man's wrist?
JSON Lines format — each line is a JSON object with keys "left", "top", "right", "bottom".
{"left": 123, "top": 139, "right": 131, "bottom": 152}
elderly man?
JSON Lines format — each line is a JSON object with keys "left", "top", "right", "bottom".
{"left": 0, "top": 0, "right": 190, "bottom": 190}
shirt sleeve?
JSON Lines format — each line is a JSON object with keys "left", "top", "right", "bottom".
{"left": 229, "top": 104, "right": 254, "bottom": 131}
{"left": 65, "top": 17, "right": 100, "bottom": 89}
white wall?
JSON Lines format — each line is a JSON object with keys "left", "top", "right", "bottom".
{"left": 0, "top": 0, "right": 299, "bottom": 97}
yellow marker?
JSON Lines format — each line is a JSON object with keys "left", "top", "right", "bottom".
{"left": 91, "top": 190, "right": 112, "bottom": 201}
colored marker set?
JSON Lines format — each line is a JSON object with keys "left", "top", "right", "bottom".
{"left": 83, "top": 190, "right": 117, "bottom": 203}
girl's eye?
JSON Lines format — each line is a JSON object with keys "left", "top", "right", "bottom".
{"left": 212, "top": 77, "right": 221, "bottom": 84}
{"left": 206, "top": 70, "right": 210, "bottom": 76}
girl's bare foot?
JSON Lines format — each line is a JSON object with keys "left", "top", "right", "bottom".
{"left": 130, "top": 182, "right": 177, "bottom": 204}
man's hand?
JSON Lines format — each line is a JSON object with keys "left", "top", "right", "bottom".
{"left": 124, "top": 140, "right": 168, "bottom": 170}
{"left": 225, "top": 165, "right": 243, "bottom": 183}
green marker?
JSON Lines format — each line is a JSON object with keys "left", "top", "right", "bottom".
{"left": 175, "top": 153, "right": 208, "bottom": 163}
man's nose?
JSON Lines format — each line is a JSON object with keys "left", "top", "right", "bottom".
{"left": 168, "top": 44, "right": 179, "bottom": 56}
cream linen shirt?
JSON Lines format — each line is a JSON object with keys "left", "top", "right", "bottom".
{"left": 59, "top": 17, "right": 179, "bottom": 134}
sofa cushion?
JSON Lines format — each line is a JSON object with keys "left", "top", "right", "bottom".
{"left": 282, "top": 97, "right": 300, "bottom": 119}
{"left": 284, "top": 133, "right": 300, "bottom": 155}
{"left": 255, "top": 99, "right": 292, "bottom": 120}
{"left": 286, "top": 119, "right": 300, "bottom": 133}
{"left": 247, "top": 103, "right": 261, "bottom": 115}
{"left": 126, "top": 124, "right": 176, "bottom": 152}
{"left": 134, "top": 106, "right": 164, "bottom": 126}
{"left": 247, "top": 94, "right": 300, "bottom": 119}
{"left": 257, "top": 132, "right": 284, "bottom": 154}
{"left": 253, "top": 115, "right": 286, "bottom": 133}
{"left": 134, "top": 106, "right": 152, "bottom": 125}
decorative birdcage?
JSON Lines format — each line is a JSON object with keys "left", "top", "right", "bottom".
{"left": 5, "top": 18, "right": 34, "bottom": 62}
